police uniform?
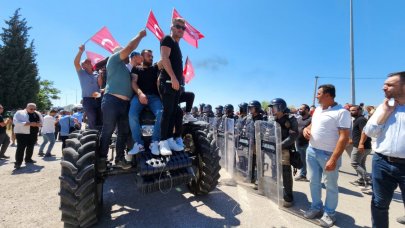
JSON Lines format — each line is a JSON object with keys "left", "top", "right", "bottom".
{"left": 276, "top": 113, "right": 298, "bottom": 204}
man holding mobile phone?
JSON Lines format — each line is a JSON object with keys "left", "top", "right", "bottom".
{"left": 364, "top": 71, "right": 405, "bottom": 228}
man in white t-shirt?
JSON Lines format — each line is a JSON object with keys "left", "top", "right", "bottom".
{"left": 39, "top": 109, "right": 58, "bottom": 157}
{"left": 302, "top": 84, "right": 351, "bottom": 227}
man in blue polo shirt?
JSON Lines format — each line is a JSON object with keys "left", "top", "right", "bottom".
{"left": 74, "top": 44, "right": 102, "bottom": 129}
{"left": 98, "top": 29, "right": 147, "bottom": 171}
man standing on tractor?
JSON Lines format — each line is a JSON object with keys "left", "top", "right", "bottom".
{"left": 158, "top": 17, "right": 188, "bottom": 156}
{"left": 98, "top": 29, "right": 147, "bottom": 171}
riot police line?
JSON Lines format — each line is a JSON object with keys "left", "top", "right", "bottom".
{"left": 196, "top": 99, "right": 302, "bottom": 210}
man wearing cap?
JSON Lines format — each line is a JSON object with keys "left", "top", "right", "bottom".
{"left": 98, "top": 29, "right": 147, "bottom": 171}
{"left": 128, "top": 49, "right": 163, "bottom": 156}
{"left": 126, "top": 51, "right": 143, "bottom": 72}
{"left": 74, "top": 44, "right": 102, "bottom": 129}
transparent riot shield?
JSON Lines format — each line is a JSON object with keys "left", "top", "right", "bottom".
{"left": 255, "top": 120, "right": 283, "bottom": 206}
{"left": 216, "top": 118, "right": 226, "bottom": 166}
{"left": 224, "top": 117, "right": 235, "bottom": 174}
{"left": 232, "top": 118, "right": 255, "bottom": 183}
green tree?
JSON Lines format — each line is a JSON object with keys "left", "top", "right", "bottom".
{"left": 0, "top": 9, "right": 39, "bottom": 110}
{"left": 261, "top": 100, "right": 269, "bottom": 111}
{"left": 37, "top": 80, "right": 60, "bottom": 111}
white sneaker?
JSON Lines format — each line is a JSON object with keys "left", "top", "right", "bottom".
{"left": 125, "top": 154, "right": 133, "bottom": 162}
{"left": 128, "top": 143, "right": 145, "bottom": 155}
{"left": 183, "top": 113, "right": 197, "bottom": 123}
{"left": 159, "top": 140, "right": 172, "bottom": 156}
{"left": 150, "top": 141, "right": 160, "bottom": 155}
{"left": 175, "top": 137, "right": 184, "bottom": 148}
{"left": 168, "top": 137, "right": 184, "bottom": 151}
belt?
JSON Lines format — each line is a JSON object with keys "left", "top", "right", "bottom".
{"left": 378, "top": 153, "right": 405, "bottom": 164}
{"left": 165, "top": 80, "right": 185, "bottom": 87}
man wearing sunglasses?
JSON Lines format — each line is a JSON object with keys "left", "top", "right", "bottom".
{"left": 13, "top": 103, "right": 43, "bottom": 169}
{"left": 158, "top": 17, "right": 187, "bottom": 155}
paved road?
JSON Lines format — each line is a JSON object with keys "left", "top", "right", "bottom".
{"left": 0, "top": 136, "right": 403, "bottom": 227}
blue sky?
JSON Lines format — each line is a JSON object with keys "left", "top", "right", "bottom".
{"left": 2, "top": 0, "right": 404, "bottom": 109}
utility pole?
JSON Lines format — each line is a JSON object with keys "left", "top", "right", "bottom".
{"left": 350, "top": 0, "right": 356, "bottom": 104}
{"left": 313, "top": 76, "right": 319, "bottom": 106}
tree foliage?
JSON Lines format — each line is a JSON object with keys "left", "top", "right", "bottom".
{"left": 37, "top": 80, "right": 61, "bottom": 111}
{"left": 0, "top": 9, "right": 40, "bottom": 110}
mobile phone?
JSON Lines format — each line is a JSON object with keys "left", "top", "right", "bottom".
{"left": 388, "top": 98, "right": 395, "bottom": 107}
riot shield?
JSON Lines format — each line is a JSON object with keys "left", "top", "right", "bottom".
{"left": 255, "top": 120, "right": 283, "bottom": 206}
{"left": 224, "top": 117, "right": 235, "bottom": 174}
{"left": 216, "top": 117, "right": 226, "bottom": 166}
{"left": 232, "top": 118, "right": 255, "bottom": 183}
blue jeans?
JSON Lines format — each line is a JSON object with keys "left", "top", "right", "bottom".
{"left": 371, "top": 153, "right": 405, "bottom": 228}
{"left": 306, "top": 146, "right": 341, "bottom": 215}
{"left": 128, "top": 95, "right": 162, "bottom": 145}
{"left": 100, "top": 94, "right": 130, "bottom": 162}
{"left": 296, "top": 143, "right": 308, "bottom": 177}
{"left": 39, "top": 133, "right": 56, "bottom": 155}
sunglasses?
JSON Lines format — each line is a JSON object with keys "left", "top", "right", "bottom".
{"left": 174, "top": 24, "right": 186, "bottom": 31}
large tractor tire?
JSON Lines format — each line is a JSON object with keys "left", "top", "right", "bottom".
{"left": 59, "top": 130, "right": 102, "bottom": 228}
{"left": 186, "top": 126, "right": 221, "bottom": 195}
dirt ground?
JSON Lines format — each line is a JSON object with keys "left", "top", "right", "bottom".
{"left": 0, "top": 135, "right": 403, "bottom": 228}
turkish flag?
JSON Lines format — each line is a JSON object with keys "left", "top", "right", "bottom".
{"left": 86, "top": 51, "right": 105, "bottom": 66}
{"left": 183, "top": 57, "right": 195, "bottom": 84}
{"left": 90, "top": 26, "right": 120, "bottom": 53}
{"left": 173, "top": 8, "right": 205, "bottom": 48}
{"left": 146, "top": 10, "right": 165, "bottom": 41}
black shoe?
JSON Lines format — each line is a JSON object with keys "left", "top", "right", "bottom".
{"left": 115, "top": 159, "right": 132, "bottom": 170}
{"left": 0, "top": 155, "right": 9, "bottom": 159}
{"left": 283, "top": 200, "right": 294, "bottom": 208}
{"left": 97, "top": 158, "right": 107, "bottom": 172}
{"left": 44, "top": 153, "right": 55, "bottom": 157}
{"left": 14, "top": 163, "right": 21, "bottom": 169}
{"left": 38, "top": 152, "right": 45, "bottom": 157}
{"left": 25, "top": 159, "right": 37, "bottom": 164}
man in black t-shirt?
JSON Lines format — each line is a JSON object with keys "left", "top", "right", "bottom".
{"left": 158, "top": 17, "right": 187, "bottom": 155}
{"left": 0, "top": 104, "right": 11, "bottom": 159}
{"left": 295, "top": 104, "right": 311, "bottom": 181}
{"left": 349, "top": 105, "right": 372, "bottom": 186}
{"left": 128, "top": 49, "right": 163, "bottom": 156}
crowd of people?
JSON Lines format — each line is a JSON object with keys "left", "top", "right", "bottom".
{"left": 0, "top": 16, "right": 404, "bottom": 228}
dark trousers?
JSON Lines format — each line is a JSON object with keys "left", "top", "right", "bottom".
{"left": 371, "top": 153, "right": 405, "bottom": 228}
{"left": 99, "top": 94, "right": 130, "bottom": 162}
{"left": 0, "top": 132, "right": 10, "bottom": 156}
{"left": 159, "top": 83, "right": 180, "bottom": 141}
{"left": 283, "top": 164, "right": 294, "bottom": 202}
{"left": 180, "top": 91, "right": 194, "bottom": 113}
{"left": 60, "top": 136, "right": 69, "bottom": 150}
{"left": 83, "top": 97, "right": 102, "bottom": 129}
{"left": 15, "top": 133, "right": 36, "bottom": 164}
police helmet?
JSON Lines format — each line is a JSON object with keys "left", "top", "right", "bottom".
{"left": 203, "top": 104, "right": 212, "bottom": 113}
{"left": 215, "top": 105, "right": 223, "bottom": 115}
{"left": 238, "top": 102, "right": 248, "bottom": 113}
{"left": 224, "top": 104, "right": 234, "bottom": 113}
{"left": 248, "top": 100, "right": 261, "bottom": 109}
{"left": 269, "top": 98, "right": 287, "bottom": 113}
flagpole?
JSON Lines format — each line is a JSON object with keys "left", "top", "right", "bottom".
{"left": 84, "top": 26, "right": 104, "bottom": 45}
{"left": 145, "top": 10, "right": 151, "bottom": 29}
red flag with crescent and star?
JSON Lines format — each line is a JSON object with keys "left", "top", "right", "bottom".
{"left": 172, "top": 8, "right": 205, "bottom": 48}
{"left": 183, "top": 56, "right": 195, "bottom": 84}
{"left": 90, "top": 26, "right": 120, "bottom": 53}
{"left": 85, "top": 51, "right": 105, "bottom": 66}
{"left": 146, "top": 10, "right": 165, "bottom": 41}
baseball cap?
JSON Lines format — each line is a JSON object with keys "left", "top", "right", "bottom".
{"left": 130, "top": 51, "right": 141, "bottom": 58}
